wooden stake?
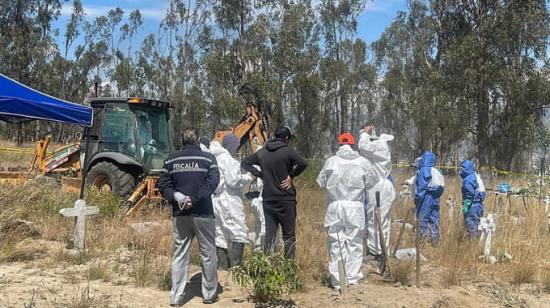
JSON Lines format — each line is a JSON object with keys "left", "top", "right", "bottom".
{"left": 415, "top": 214, "right": 421, "bottom": 288}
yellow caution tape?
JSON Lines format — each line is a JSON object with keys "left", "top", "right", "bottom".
{"left": 0, "top": 147, "right": 52, "bottom": 155}
{"left": 392, "top": 163, "right": 544, "bottom": 178}
{"left": 0, "top": 147, "right": 35, "bottom": 153}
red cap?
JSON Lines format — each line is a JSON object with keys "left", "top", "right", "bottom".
{"left": 338, "top": 132, "right": 355, "bottom": 145}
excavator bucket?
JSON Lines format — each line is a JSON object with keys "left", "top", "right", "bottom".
{"left": 192, "top": 84, "right": 271, "bottom": 154}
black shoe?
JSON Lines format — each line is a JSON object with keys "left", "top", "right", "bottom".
{"left": 169, "top": 302, "right": 184, "bottom": 307}
{"left": 365, "top": 253, "right": 380, "bottom": 261}
{"left": 229, "top": 242, "right": 245, "bottom": 267}
{"left": 202, "top": 296, "right": 219, "bottom": 304}
{"left": 217, "top": 247, "right": 229, "bottom": 270}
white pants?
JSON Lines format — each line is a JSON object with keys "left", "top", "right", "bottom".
{"left": 212, "top": 192, "right": 249, "bottom": 249}
{"left": 250, "top": 197, "right": 265, "bottom": 251}
{"left": 325, "top": 201, "right": 365, "bottom": 289}
{"left": 366, "top": 179, "right": 396, "bottom": 255}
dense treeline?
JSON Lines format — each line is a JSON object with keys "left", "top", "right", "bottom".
{"left": 0, "top": 0, "right": 549, "bottom": 171}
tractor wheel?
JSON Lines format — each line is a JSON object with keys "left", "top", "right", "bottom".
{"left": 86, "top": 161, "right": 135, "bottom": 199}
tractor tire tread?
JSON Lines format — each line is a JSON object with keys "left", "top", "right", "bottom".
{"left": 87, "top": 161, "right": 136, "bottom": 199}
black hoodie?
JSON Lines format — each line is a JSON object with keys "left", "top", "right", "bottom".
{"left": 241, "top": 139, "right": 308, "bottom": 202}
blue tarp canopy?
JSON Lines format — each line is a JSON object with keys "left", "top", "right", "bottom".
{"left": 0, "top": 74, "right": 92, "bottom": 127}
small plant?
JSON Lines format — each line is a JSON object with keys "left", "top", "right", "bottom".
{"left": 390, "top": 259, "right": 414, "bottom": 285}
{"left": 131, "top": 249, "right": 170, "bottom": 289}
{"left": 53, "top": 248, "right": 90, "bottom": 265}
{"left": 157, "top": 264, "right": 172, "bottom": 291}
{"left": 231, "top": 251, "right": 303, "bottom": 303}
{"left": 131, "top": 250, "right": 152, "bottom": 287}
{"left": 0, "top": 241, "right": 44, "bottom": 263}
{"left": 87, "top": 261, "right": 111, "bottom": 282}
{"left": 510, "top": 261, "right": 537, "bottom": 285}
{"left": 23, "top": 288, "right": 36, "bottom": 308}
{"left": 85, "top": 187, "right": 124, "bottom": 218}
{"left": 70, "top": 284, "right": 110, "bottom": 308}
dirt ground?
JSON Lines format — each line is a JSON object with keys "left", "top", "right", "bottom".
{"left": 0, "top": 240, "right": 252, "bottom": 308}
{"left": 1, "top": 239, "right": 549, "bottom": 308}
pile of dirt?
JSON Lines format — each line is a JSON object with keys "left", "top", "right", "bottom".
{"left": 0, "top": 219, "right": 40, "bottom": 242}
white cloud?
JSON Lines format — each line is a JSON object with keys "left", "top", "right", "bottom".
{"left": 60, "top": 2, "right": 169, "bottom": 21}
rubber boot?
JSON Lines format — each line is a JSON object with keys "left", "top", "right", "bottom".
{"left": 229, "top": 242, "right": 245, "bottom": 267}
{"left": 216, "top": 247, "right": 229, "bottom": 270}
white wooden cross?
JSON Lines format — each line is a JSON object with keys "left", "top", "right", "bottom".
{"left": 59, "top": 199, "right": 99, "bottom": 250}
{"left": 478, "top": 214, "right": 496, "bottom": 263}
{"left": 544, "top": 195, "right": 550, "bottom": 214}
{"left": 544, "top": 196, "right": 550, "bottom": 233}
{"left": 447, "top": 197, "right": 456, "bottom": 222}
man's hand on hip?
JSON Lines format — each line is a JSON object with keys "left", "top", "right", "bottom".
{"left": 281, "top": 176, "right": 293, "bottom": 190}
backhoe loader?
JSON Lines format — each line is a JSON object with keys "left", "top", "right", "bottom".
{"left": 0, "top": 84, "right": 270, "bottom": 215}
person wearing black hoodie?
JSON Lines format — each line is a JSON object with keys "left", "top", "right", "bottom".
{"left": 241, "top": 126, "right": 308, "bottom": 258}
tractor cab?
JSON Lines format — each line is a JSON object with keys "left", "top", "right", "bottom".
{"left": 82, "top": 97, "right": 173, "bottom": 198}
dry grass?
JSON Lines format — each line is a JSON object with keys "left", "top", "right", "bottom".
{"left": 1, "top": 158, "right": 550, "bottom": 297}
{"left": 541, "top": 270, "right": 550, "bottom": 291}
{"left": 478, "top": 282, "right": 527, "bottom": 307}
{"left": 131, "top": 248, "right": 171, "bottom": 290}
{"left": 0, "top": 239, "right": 46, "bottom": 263}
{"left": 87, "top": 261, "right": 112, "bottom": 282}
{"left": 294, "top": 189, "right": 327, "bottom": 283}
{"left": 52, "top": 248, "right": 90, "bottom": 265}
{"left": 69, "top": 284, "right": 112, "bottom": 308}
{"left": 391, "top": 259, "right": 415, "bottom": 285}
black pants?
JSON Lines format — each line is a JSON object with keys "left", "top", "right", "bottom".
{"left": 263, "top": 200, "right": 297, "bottom": 259}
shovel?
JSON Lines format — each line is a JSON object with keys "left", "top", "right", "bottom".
{"left": 375, "top": 191, "right": 391, "bottom": 276}
{"left": 392, "top": 198, "right": 413, "bottom": 257}
{"left": 336, "top": 230, "right": 347, "bottom": 293}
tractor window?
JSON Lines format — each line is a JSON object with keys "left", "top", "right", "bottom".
{"left": 89, "top": 108, "right": 103, "bottom": 140}
{"left": 131, "top": 105, "right": 171, "bottom": 170}
{"left": 100, "top": 104, "right": 137, "bottom": 158}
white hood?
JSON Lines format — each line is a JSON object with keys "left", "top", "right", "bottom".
{"left": 358, "top": 132, "right": 394, "bottom": 178}
{"left": 336, "top": 144, "right": 360, "bottom": 160}
{"left": 317, "top": 146, "right": 377, "bottom": 204}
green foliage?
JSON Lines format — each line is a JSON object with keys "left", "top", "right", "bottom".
{"left": 231, "top": 251, "right": 303, "bottom": 303}
{"left": 1, "top": 0, "right": 549, "bottom": 170}
{"left": 294, "top": 159, "right": 324, "bottom": 189}
{"left": 85, "top": 187, "right": 124, "bottom": 218}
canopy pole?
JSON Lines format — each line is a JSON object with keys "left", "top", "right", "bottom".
{"left": 79, "top": 126, "right": 91, "bottom": 199}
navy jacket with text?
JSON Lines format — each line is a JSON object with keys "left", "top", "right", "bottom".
{"left": 157, "top": 144, "right": 220, "bottom": 217}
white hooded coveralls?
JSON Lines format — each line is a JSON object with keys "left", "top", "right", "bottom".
{"left": 358, "top": 132, "right": 396, "bottom": 256}
{"left": 249, "top": 165, "right": 265, "bottom": 251}
{"left": 209, "top": 141, "right": 254, "bottom": 249}
{"left": 317, "top": 145, "right": 377, "bottom": 289}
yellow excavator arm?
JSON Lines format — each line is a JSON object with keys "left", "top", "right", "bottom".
{"left": 214, "top": 103, "right": 268, "bottom": 153}
{"left": 213, "top": 83, "right": 270, "bottom": 153}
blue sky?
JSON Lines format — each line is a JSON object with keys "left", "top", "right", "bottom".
{"left": 52, "top": 0, "right": 407, "bottom": 54}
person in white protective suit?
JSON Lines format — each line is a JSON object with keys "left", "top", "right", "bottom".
{"left": 358, "top": 125, "right": 396, "bottom": 258}
{"left": 209, "top": 134, "right": 254, "bottom": 269}
{"left": 245, "top": 146, "right": 265, "bottom": 252}
{"left": 317, "top": 132, "right": 377, "bottom": 290}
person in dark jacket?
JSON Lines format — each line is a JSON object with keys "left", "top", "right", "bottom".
{"left": 241, "top": 126, "right": 308, "bottom": 258}
{"left": 157, "top": 127, "right": 220, "bottom": 306}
